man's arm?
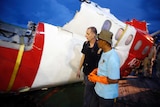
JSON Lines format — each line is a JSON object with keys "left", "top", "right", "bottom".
{"left": 76, "top": 54, "right": 85, "bottom": 78}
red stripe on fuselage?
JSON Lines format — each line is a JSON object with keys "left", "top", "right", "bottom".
{"left": 0, "top": 23, "right": 45, "bottom": 92}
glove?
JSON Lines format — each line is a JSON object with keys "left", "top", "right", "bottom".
{"left": 90, "top": 68, "right": 98, "bottom": 75}
{"left": 88, "top": 73, "right": 108, "bottom": 84}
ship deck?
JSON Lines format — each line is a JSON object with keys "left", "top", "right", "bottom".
{"left": 0, "top": 76, "right": 160, "bottom": 107}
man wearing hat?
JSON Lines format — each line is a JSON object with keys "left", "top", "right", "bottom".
{"left": 88, "top": 30, "right": 120, "bottom": 107}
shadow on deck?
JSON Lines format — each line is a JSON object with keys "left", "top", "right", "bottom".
{"left": 0, "top": 76, "right": 160, "bottom": 107}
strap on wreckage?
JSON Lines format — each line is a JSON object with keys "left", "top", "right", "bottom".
{"left": 7, "top": 37, "right": 25, "bottom": 92}
{"left": 114, "top": 24, "right": 128, "bottom": 48}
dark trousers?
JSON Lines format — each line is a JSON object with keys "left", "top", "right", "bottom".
{"left": 83, "top": 75, "right": 95, "bottom": 107}
{"left": 90, "top": 89, "right": 114, "bottom": 107}
{"left": 152, "top": 61, "right": 157, "bottom": 78}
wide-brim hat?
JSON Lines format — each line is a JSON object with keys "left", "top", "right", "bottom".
{"left": 98, "top": 30, "right": 113, "bottom": 44}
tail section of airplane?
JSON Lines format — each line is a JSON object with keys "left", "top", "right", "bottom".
{"left": 63, "top": 1, "right": 154, "bottom": 77}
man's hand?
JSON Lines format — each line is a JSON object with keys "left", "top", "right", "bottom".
{"left": 88, "top": 73, "right": 108, "bottom": 84}
{"left": 88, "top": 73, "right": 97, "bottom": 83}
{"left": 76, "top": 69, "right": 81, "bottom": 78}
{"left": 90, "top": 68, "right": 98, "bottom": 75}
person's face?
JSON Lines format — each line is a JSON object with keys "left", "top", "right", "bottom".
{"left": 97, "top": 39, "right": 104, "bottom": 48}
{"left": 85, "top": 29, "right": 95, "bottom": 41}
